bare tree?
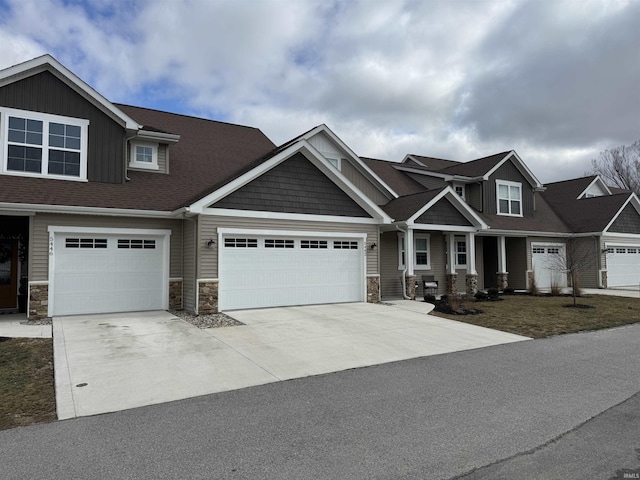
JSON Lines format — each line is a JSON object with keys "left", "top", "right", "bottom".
{"left": 589, "top": 140, "right": 640, "bottom": 195}
{"left": 544, "top": 238, "right": 594, "bottom": 306}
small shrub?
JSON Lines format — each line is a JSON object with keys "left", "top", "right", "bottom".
{"left": 424, "top": 294, "right": 436, "bottom": 303}
{"left": 474, "top": 291, "right": 489, "bottom": 301}
{"left": 528, "top": 274, "right": 539, "bottom": 295}
{"left": 550, "top": 282, "right": 562, "bottom": 296}
{"left": 487, "top": 288, "right": 499, "bottom": 296}
{"left": 503, "top": 287, "right": 515, "bottom": 295}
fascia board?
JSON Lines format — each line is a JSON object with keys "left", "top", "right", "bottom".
{"left": 189, "top": 139, "right": 393, "bottom": 223}
{"left": 401, "top": 154, "right": 426, "bottom": 166}
{"left": 406, "top": 186, "right": 489, "bottom": 229}
{"left": 205, "top": 208, "right": 381, "bottom": 224}
{"left": 136, "top": 130, "right": 181, "bottom": 143}
{"left": 484, "top": 151, "right": 543, "bottom": 188}
{"left": 602, "top": 193, "right": 638, "bottom": 233}
{"left": 579, "top": 176, "right": 613, "bottom": 198}
{"left": 0, "top": 202, "right": 177, "bottom": 218}
{"left": 393, "top": 164, "right": 454, "bottom": 180}
{"left": 0, "top": 55, "right": 141, "bottom": 130}
{"left": 480, "top": 230, "right": 571, "bottom": 238}
{"left": 304, "top": 125, "right": 399, "bottom": 199}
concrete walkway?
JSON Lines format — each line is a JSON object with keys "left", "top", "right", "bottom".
{"left": 52, "top": 303, "right": 527, "bottom": 420}
{"left": 0, "top": 313, "right": 52, "bottom": 338}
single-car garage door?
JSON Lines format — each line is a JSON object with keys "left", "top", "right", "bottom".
{"left": 531, "top": 243, "right": 567, "bottom": 289}
{"left": 218, "top": 232, "right": 365, "bottom": 311}
{"left": 50, "top": 229, "right": 169, "bottom": 316}
{"left": 606, "top": 246, "right": 640, "bottom": 287}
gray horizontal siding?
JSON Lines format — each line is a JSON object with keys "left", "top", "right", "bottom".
{"left": 199, "top": 215, "right": 378, "bottom": 279}
{"left": 30, "top": 213, "right": 183, "bottom": 281}
{"left": 212, "top": 153, "right": 370, "bottom": 217}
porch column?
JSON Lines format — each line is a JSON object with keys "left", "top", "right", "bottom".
{"left": 496, "top": 235, "right": 508, "bottom": 290}
{"left": 465, "top": 232, "right": 478, "bottom": 295}
{"left": 446, "top": 234, "right": 458, "bottom": 296}
{"left": 405, "top": 228, "right": 416, "bottom": 299}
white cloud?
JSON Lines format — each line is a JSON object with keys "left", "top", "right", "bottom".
{"left": 0, "top": 0, "right": 637, "bottom": 183}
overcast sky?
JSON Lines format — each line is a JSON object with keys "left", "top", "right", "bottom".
{"left": 1, "top": 0, "right": 638, "bottom": 183}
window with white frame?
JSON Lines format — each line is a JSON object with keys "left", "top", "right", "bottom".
{"left": 453, "top": 184, "right": 465, "bottom": 199}
{"left": 497, "top": 180, "right": 522, "bottom": 216}
{"left": 397, "top": 233, "right": 406, "bottom": 269}
{"left": 455, "top": 236, "right": 467, "bottom": 268}
{"left": 129, "top": 142, "right": 158, "bottom": 170}
{"left": 415, "top": 235, "right": 431, "bottom": 268}
{"left": 325, "top": 157, "right": 341, "bottom": 170}
{"left": 1, "top": 107, "right": 88, "bottom": 180}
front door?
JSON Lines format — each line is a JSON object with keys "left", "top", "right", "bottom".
{"left": 0, "top": 240, "right": 18, "bottom": 309}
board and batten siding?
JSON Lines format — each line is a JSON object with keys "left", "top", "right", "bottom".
{"left": 199, "top": 215, "right": 379, "bottom": 279}
{"left": 30, "top": 213, "right": 183, "bottom": 281}
{"left": 0, "top": 70, "right": 126, "bottom": 184}
{"left": 485, "top": 160, "right": 534, "bottom": 216}
{"left": 467, "top": 183, "right": 483, "bottom": 212}
{"left": 182, "top": 217, "right": 197, "bottom": 312}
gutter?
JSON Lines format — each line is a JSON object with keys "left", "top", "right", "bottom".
{"left": 396, "top": 224, "right": 411, "bottom": 300}
{"left": 0, "top": 202, "right": 179, "bottom": 219}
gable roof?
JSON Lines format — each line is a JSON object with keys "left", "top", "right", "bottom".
{"left": 0, "top": 54, "right": 140, "bottom": 131}
{"left": 402, "top": 154, "right": 461, "bottom": 171}
{"left": 0, "top": 104, "right": 276, "bottom": 213}
{"left": 360, "top": 157, "right": 427, "bottom": 196}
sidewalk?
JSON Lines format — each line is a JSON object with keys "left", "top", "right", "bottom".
{"left": 0, "top": 313, "right": 52, "bottom": 338}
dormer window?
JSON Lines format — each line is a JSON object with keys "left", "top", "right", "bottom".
{"left": 129, "top": 142, "right": 158, "bottom": 170}
{"left": 1, "top": 107, "right": 88, "bottom": 180}
{"left": 453, "top": 183, "right": 465, "bottom": 199}
{"left": 497, "top": 180, "right": 522, "bottom": 216}
{"left": 326, "top": 157, "right": 341, "bottom": 170}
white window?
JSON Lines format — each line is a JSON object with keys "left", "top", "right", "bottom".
{"left": 453, "top": 184, "right": 465, "bottom": 199}
{"left": 326, "top": 157, "right": 341, "bottom": 170}
{"left": 497, "top": 180, "right": 522, "bottom": 216}
{"left": 129, "top": 142, "right": 158, "bottom": 170}
{"left": 1, "top": 107, "right": 88, "bottom": 180}
{"left": 455, "top": 237, "right": 467, "bottom": 268}
{"left": 397, "top": 233, "right": 406, "bottom": 269}
{"left": 415, "top": 235, "right": 431, "bottom": 269}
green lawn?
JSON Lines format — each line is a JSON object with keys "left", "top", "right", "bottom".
{"left": 0, "top": 337, "right": 56, "bottom": 430}
{"left": 431, "top": 294, "right": 640, "bottom": 338}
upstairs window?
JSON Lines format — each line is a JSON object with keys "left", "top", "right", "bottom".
{"left": 129, "top": 142, "right": 158, "bottom": 170}
{"left": 497, "top": 180, "right": 522, "bottom": 216}
{"left": 1, "top": 107, "right": 88, "bottom": 180}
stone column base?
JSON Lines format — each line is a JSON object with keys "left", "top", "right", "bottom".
{"left": 169, "top": 279, "right": 183, "bottom": 310}
{"left": 600, "top": 270, "right": 608, "bottom": 289}
{"left": 367, "top": 276, "right": 380, "bottom": 304}
{"left": 405, "top": 274, "right": 417, "bottom": 300}
{"left": 198, "top": 280, "right": 219, "bottom": 314}
{"left": 496, "top": 272, "right": 508, "bottom": 291}
{"left": 28, "top": 282, "right": 49, "bottom": 320}
{"left": 465, "top": 274, "right": 478, "bottom": 296}
{"left": 446, "top": 274, "right": 458, "bottom": 296}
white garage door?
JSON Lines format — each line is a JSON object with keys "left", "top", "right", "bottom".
{"left": 51, "top": 231, "right": 168, "bottom": 316}
{"left": 531, "top": 244, "right": 567, "bottom": 289}
{"left": 218, "top": 233, "right": 365, "bottom": 311}
{"left": 607, "top": 246, "right": 640, "bottom": 287}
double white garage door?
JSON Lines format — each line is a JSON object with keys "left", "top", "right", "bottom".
{"left": 218, "top": 232, "right": 366, "bottom": 311}
{"left": 50, "top": 229, "right": 169, "bottom": 316}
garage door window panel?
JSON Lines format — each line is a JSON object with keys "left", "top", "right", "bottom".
{"left": 224, "top": 238, "right": 258, "bottom": 248}
{"left": 265, "top": 239, "right": 294, "bottom": 248}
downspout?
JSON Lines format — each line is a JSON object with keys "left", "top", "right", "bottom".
{"left": 124, "top": 133, "right": 137, "bottom": 182}
{"left": 396, "top": 224, "right": 411, "bottom": 299}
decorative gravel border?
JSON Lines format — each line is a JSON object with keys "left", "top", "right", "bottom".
{"left": 169, "top": 310, "right": 243, "bottom": 329}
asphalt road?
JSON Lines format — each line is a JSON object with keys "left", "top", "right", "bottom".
{"left": 2, "top": 324, "right": 639, "bottom": 480}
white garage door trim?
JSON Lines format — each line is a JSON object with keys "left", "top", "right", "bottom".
{"left": 217, "top": 228, "right": 367, "bottom": 311}
{"left": 531, "top": 242, "right": 567, "bottom": 289}
{"left": 605, "top": 244, "right": 640, "bottom": 287}
{"left": 48, "top": 226, "right": 171, "bottom": 316}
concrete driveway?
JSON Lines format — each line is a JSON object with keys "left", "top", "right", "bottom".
{"left": 53, "top": 303, "right": 528, "bottom": 420}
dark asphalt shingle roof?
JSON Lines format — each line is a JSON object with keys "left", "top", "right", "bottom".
{"left": 438, "top": 151, "right": 511, "bottom": 177}
{"left": 380, "top": 188, "right": 446, "bottom": 221}
{"left": 361, "top": 157, "right": 426, "bottom": 197}
{"left": 0, "top": 104, "right": 276, "bottom": 211}
{"left": 405, "top": 155, "right": 461, "bottom": 171}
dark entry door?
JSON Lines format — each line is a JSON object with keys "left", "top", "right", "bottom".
{"left": 0, "top": 240, "right": 18, "bottom": 309}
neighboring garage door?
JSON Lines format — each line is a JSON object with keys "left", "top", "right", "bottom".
{"left": 606, "top": 246, "right": 640, "bottom": 287}
{"left": 531, "top": 243, "right": 567, "bottom": 289}
{"left": 218, "top": 232, "right": 365, "bottom": 311}
{"left": 50, "top": 229, "right": 169, "bottom": 316}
